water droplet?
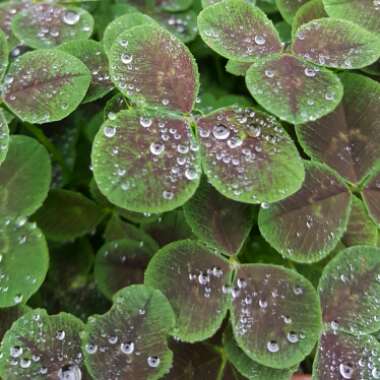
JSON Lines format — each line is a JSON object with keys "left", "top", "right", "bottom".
{"left": 85, "top": 344, "right": 98, "bottom": 354}
{"left": 10, "top": 346, "right": 23, "bottom": 358}
{"left": 56, "top": 330, "right": 65, "bottom": 341}
{"left": 150, "top": 142, "right": 165, "bottom": 156}
{"left": 213, "top": 124, "right": 230, "bottom": 140}
{"left": 304, "top": 67, "right": 317, "bottom": 78}
{"left": 267, "top": 340, "right": 279, "bottom": 353}
{"left": 286, "top": 331, "right": 299, "bottom": 344}
{"left": 339, "top": 363, "right": 354, "bottom": 379}
{"left": 20, "top": 358, "right": 31, "bottom": 369}
{"left": 162, "top": 190, "right": 174, "bottom": 200}
{"left": 140, "top": 117, "right": 152, "bottom": 128}
{"left": 120, "top": 341, "right": 135, "bottom": 354}
{"left": 104, "top": 126, "right": 116, "bottom": 138}
{"left": 63, "top": 11, "right": 80, "bottom": 26}
{"left": 185, "top": 168, "right": 199, "bottom": 181}
{"left": 121, "top": 53, "right": 133, "bottom": 64}
{"left": 58, "top": 364, "right": 82, "bottom": 380}
{"left": 147, "top": 356, "right": 160, "bottom": 368}
{"left": 254, "top": 35, "right": 266, "bottom": 45}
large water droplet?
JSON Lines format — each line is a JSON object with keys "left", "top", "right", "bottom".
{"left": 150, "top": 142, "right": 165, "bottom": 156}
{"left": 63, "top": 11, "right": 80, "bottom": 26}
{"left": 58, "top": 364, "right": 82, "bottom": 380}
{"left": 212, "top": 124, "right": 230, "bottom": 140}
{"left": 266, "top": 340, "right": 279, "bottom": 353}
{"left": 147, "top": 356, "right": 160, "bottom": 368}
{"left": 339, "top": 363, "right": 354, "bottom": 379}
{"left": 120, "top": 341, "right": 135, "bottom": 354}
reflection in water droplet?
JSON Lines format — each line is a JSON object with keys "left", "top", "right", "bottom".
{"left": 63, "top": 11, "right": 81, "bottom": 26}
{"left": 58, "top": 364, "right": 82, "bottom": 380}
{"left": 267, "top": 340, "right": 279, "bottom": 353}
{"left": 120, "top": 341, "right": 135, "bottom": 354}
{"left": 147, "top": 356, "right": 160, "bottom": 368}
{"left": 339, "top": 363, "right": 354, "bottom": 379}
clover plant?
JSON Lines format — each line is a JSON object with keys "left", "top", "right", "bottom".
{"left": 0, "top": 0, "right": 379, "bottom": 379}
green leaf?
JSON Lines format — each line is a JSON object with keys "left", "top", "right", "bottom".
{"left": 258, "top": 161, "right": 352, "bottom": 263}
{"left": 319, "top": 246, "right": 380, "bottom": 335}
{"left": 104, "top": 214, "right": 159, "bottom": 252}
{"left": 230, "top": 264, "right": 321, "bottom": 369}
{"left": 103, "top": 12, "right": 157, "bottom": 54}
{"left": 296, "top": 73, "right": 380, "bottom": 185}
{"left": 0, "top": 28, "right": 8, "bottom": 82}
{"left": 59, "top": 39, "right": 114, "bottom": 103}
{"left": 104, "top": 93, "right": 128, "bottom": 121}
{"left": 198, "top": 0, "right": 283, "bottom": 62}
{"left": 341, "top": 197, "right": 378, "bottom": 247}
{"left": 11, "top": 4, "right": 94, "bottom": 49}
{"left": 0, "top": 309, "right": 88, "bottom": 380}
{"left": 0, "top": 136, "right": 51, "bottom": 217}
{"left": 323, "top": 0, "right": 380, "bottom": 35}
{"left": 226, "top": 60, "right": 252, "bottom": 76}
{"left": 82, "top": 285, "right": 175, "bottom": 380}
{"left": 313, "top": 330, "right": 380, "bottom": 380}
{"left": 292, "top": 18, "right": 380, "bottom": 69}
{"left": 361, "top": 166, "right": 380, "bottom": 227}
{"left": 197, "top": 106, "right": 305, "bottom": 203}
{"left": 2, "top": 49, "right": 91, "bottom": 124}
{"left": 109, "top": 24, "right": 199, "bottom": 113}
{"left": 291, "top": 0, "right": 327, "bottom": 39}
{"left": 0, "top": 110, "right": 9, "bottom": 166}
{"left": 224, "top": 327, "right": 294, "bottom": 380}
{"left": 275, "top": 0, "right": 309, "bottom": 24}
{"left": 92, "top": 109, "right": 201, "bottom": 213}
{"left": 32, "top": 189, "right": 106, "bottom": 242}
{"left": 95, "top": 239, "right": 156, "bottom": 299}
{"left": 246, "top": 53, "right": 343, "bottom": 124}
{"left": 0, "top": 217, "right": 48, "bottom": 308}
{"left": 183, "top": 178, "right": 255, "bottom": 255}
{"left": 145, "top": 240, "right": 232, "bottom": 342}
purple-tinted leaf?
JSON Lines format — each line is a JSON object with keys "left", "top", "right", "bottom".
{"left": 33, "top": 189, "right": 106, "bottom": 242}
{"left": 296, "top": 73, "right": 380, "bottom": 185}
{"left": 109, "top": 24, "right": 198, "bottom": 113}
{"left": 341, "top": 197, "right": 377, "bottom": 247}
{"left": 145, "top": 240, "right": 232, "bottom": 342}
{"left": 224, "top": 327, "right": 295, "bottom": 380}
{"left": 293, "top": 19, "right": 380, "bottom": 69}
{"left": 275, "top": 0, "right": 309, "bottom": 24}
{"left": 59, "top": 39, "right": 114, "bottom": 103}
{"left": 226, "top": 60, "right": 252, "bottom": 76}
{"left": 103, "top": 12, "right": 157, "bottom": 54}
{"left": 184, "top": 179, "right": 255, "bottom": 255}
{"left": 197, "top": 106, "right": 305, "bottom": 203}
{"left": 0, "top": 136, "right": 51, "bottom": 217}
{"left": 230, "top": 264, "right": 321, "bottom": 368}
{"left": 92, "top": 109, "right": 201, "bottom": 213}
{"left": 292, "top": 0, "right": 327, "bottom": 38}
{"left": 198, "top": 0, "right": 283, "bottom": 62}
{"left": 11, "top": 4, "right": 94, "bottom": 49}
{"left": 246, "top": 54, "right": 343, "bottom": 124}
{"left": 2, "top": 49, "right": 91, "bottom": 124}
{"left": 0, "top": 217, "right": 49, "bottom": 308}
{"left": 319, "top": 246, "right": 380, "bottom": 335}
{"left": 82, "top": 285, "right": 175, "bottom": 380}
{"left": 0, "top": 309, "right": 90, "bottom": 380}
{"left": 95, "top": 239, "right": 156, "bottom": 299}
{"left": 0, "top": 110, "right": 9, "bottom": 166}
{"left": 259, "top": 162, "right": 352, "bottom": 263}
{"left": 361, "top": 167, "right": 380, "bottom": 227}
{"left": 313, "top": 330, "right": 380, "bottom": 380}
{"left": 323, "top": 0, "right": 380, "bottom": 34}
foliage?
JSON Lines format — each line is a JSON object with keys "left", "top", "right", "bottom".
{"left": 0, "top": 0, "right": 379, "bottom": 379}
